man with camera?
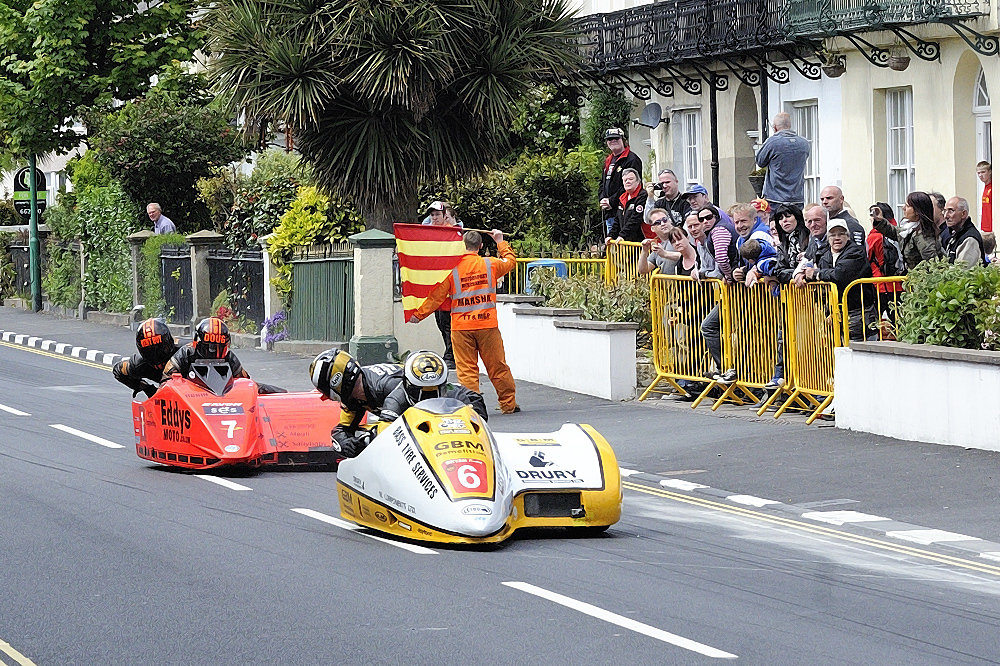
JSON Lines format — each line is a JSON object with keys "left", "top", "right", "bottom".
{"left": 649, "top": 168, "right": 690, "bottom": 227}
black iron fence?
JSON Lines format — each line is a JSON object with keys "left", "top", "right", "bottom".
{"left": 160, "top": 246, "right": 192, "bottom": 325}
{"left": 7, "top": 244, "right": 32, "bottom": 296}
{"left": 208, "top": 248, "right": 265, "bottom": 328}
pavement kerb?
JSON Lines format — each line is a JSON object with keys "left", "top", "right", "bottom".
{"left": 0, "top": 328, "right": 123, "bottom": 368}
{"left": 619, "top": 466, "right": 1000, "bottom": 565}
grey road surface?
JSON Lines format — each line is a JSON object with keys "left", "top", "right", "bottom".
{"left": 2, "top": 309, "right": 1000, "bottom": 665}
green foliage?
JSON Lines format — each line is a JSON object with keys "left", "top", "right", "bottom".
{"left": 66, "top": 151, "right": 112, "bottom": 191}
{"left": 77, "top": 183, "right": 141, "bottom": 312}
{"left": 509, "top": 85, "right": 581, "bottom": 157}
{"left": 207, "top": 0, "right": 583, "bottom": 231}
{"left": 0, "top": 199, "right": 22, "bottom": 226}
{"left": 0, "top": 232, "right": 17, "bottom": 297}
{"left": 583, "top": 89, "right": 634, "bottom": 149}
{"left": 43, "top": 191, "right": 81, "bottom": 240}
{"left": 422, "top": 147, "right": 604, "bottom": 252}
{"left": 211, "top": 289, "right": 256, "bottom": 334}
{"left": 139, "top": 232, "right": 187, "bottom": 317}
{"left": 41, "top": 242, "right": 81, "bottom": 308}
{"left": 266, "top": 186, "right": 365, "bottom": 304}
{"left": 89, "top": 87, "right": 250, "bottom": 232}
{"left": 897, "top": 259, "right": 1000, "bottom": 349}
{"left": 531, "top": 270, "right": 651, "bottom": 346}
{"left": 0, "top": 0, "right": 205, "bottom": 156}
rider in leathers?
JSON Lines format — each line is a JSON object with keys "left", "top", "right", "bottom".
{"left": 380, "top": 350, "right": 488, "bottom": 424}
{"left": 309, "top": 349, "right": 404, "bottom": 458}
{"left": 113, "top": 318, "right": 179, "bottom": 398}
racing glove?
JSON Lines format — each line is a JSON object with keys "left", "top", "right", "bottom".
{"left": 331, "top": 427, "right": 374, "bottom": 458}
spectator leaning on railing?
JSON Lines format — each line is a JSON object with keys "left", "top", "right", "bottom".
{"left": 637, "top": 208, "right": 679, "bottom": 276}
{"left": 699, "top": 204, "right": 740, "bottom": 385}
{"left": 800, "top": 218, "right": 875, "bottom": 341}
{"left": 684, "top": 210, "right": 721, "bottom": 279}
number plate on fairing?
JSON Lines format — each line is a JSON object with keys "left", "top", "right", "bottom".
{"left": 411, "top": 416, "right": 496, "bottom": 502}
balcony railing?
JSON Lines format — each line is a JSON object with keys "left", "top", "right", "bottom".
{"left": 578, "top": 0, "right": 794, "bottom": 72}
{"left": 578, "top": 0, "right": 990, "bottom": 72}
{"left": 788, "top": 0, "right": 989, "bottom": 36}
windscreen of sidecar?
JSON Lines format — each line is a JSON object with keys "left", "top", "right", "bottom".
{"left": 190, "top": 359, "right": 235, "bottom": 397}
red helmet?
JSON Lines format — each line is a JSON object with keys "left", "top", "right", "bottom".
{"left": 136, "top": 318, "right": 175, "bottom": 364}
{"left": 193, "top": 317, "right": 230, "bottom": 359}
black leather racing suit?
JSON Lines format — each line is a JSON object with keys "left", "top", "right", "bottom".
{"left": 379, "top": 383, "right": 489, "bottom": 424}
{"left": 161, "top": 344, "right": 249, "bottom": 383}
{"left": 113, "top": 351, "right": 177, "bottom": 398}
{"left": 333, "top": 363, "right": 404, "bottom": 457}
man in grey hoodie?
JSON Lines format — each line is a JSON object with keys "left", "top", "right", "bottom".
{"left": 755, "top": 113, "right": 810, "bottom": 209}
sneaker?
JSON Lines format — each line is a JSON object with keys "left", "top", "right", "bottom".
{"left": 712, "top": 369, "right": 737, "bottom": 385}
{"left": 764, "top": 377, "right": 785, "bottom": 391}
{"left": 501, "top": 405, "right": 521, "bottom": 414}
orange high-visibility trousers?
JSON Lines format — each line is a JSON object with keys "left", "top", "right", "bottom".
{"left": 451, "top": 327, "right": 517, "bottom": 413}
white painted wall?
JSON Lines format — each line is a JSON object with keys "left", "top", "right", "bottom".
{"left": 491, "top": 302, "right": 637, "bottom": 401}
{"left": 835, "top": 347, "right": 1000, "bottom": 451}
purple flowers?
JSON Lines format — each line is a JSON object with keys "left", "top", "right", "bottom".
{"left": 263, "top": 309, "right": 288, "bottom": 343}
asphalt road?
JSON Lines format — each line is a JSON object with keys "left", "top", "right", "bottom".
{"left": 3, "top": 309, "right": 1000, "bottom": 664}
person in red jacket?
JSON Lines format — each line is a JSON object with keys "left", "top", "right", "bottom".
{"left": 408, "top": 229, "right": 519, "bottom": 414}
{"left": 978, "top": 161, "right": 992, "bottom": 232}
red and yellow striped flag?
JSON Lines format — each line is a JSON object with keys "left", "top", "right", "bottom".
{"left": 394, "top": 223, "right": 465, "bottom": 320}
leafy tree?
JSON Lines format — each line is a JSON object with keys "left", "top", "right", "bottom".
{"left": 88, "top": 81, "right": 249, "bottom": 231}
{"left": 0, "top": 0, "right": 205, "bottom": 156}
{"left": 207, "top": 0, "right": 582, "bottom": 232}
{"left": 582, "top": 89, "right": 633, "bottom": 149}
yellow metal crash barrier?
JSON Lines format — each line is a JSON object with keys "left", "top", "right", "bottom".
{"left": 705, "top": 282, "right": 786, "bottom": 411}
{"left": 639, "top": 274, "right": 723, "bottom": 400}
{"left": 839, "top": 277, "right": 906, "bottom": 343}
{"left": 773, "top": 281, "right": 841, "bottom": 424}
{"left": 507, "top": 257, "right": 606, "bottom": 295}
{"left": 605, "top": 240, "right": 644, "bottom": 285}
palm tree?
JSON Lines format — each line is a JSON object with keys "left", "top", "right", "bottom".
{"left": 206, "top": 0, "right": 582, "bottom": 231}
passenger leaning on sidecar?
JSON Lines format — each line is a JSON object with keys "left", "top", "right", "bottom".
{"left": 309, "top": 349, "right": 404, "bottom": 458}
{"left": 113, "top": 318, "right": 179, "bottom": 398}
{"left": 380, "top": 350, "right": 488, "bottom": 424}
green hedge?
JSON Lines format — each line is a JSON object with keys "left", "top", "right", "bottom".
{"left": 41, "top": 242, "right": 81, "bottom": 309}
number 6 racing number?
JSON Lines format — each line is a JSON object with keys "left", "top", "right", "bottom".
{"left": 442, "top": 458, "right": 489, "bottom": 495}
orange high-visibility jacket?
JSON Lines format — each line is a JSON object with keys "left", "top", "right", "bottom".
{"left": 415, "top": 241, "right": 516, "bottom": 330}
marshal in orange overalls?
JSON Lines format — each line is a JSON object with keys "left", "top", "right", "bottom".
{"left": 413, "top": 236, "right": 518, "bottom": 413}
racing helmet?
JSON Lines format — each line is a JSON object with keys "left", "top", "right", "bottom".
{"left": 310, "top": 349, "right": 362, "bottom": 403}
{"left": 136, "top": 317, "right": 175, "bottom": 364}
{"left": 403, "top": 350, "right": 448, "bottom": 404}
{"left": 193, "top": 317, "right": 231, "bottom": 359}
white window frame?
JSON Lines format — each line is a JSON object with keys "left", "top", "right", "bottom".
{"left": 790, "top": 100, "right": 820, "bottom": 205}
{"left": 680, "top": 110, "right": 702, "bottom": 188}
{"left": 886, "top": 87, "right": 915, "bottom": 222}
{"left": 974, "top": 68, "right": 992, "bottom": 204}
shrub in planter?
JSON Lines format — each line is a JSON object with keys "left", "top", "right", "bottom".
{"left": 530, "top": 269, "right": 651, "bottom": 347}
{"left": 897, "top": 259, "right": 1000, "bottom": 349}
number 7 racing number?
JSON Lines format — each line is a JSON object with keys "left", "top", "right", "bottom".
{"left": 220, "top": 420, "right": 237, "bottom": 438}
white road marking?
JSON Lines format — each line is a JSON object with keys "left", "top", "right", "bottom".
{"left": 980, "top": 552, "right": 1000, "bottom": 562}
{"left": 886, "top": 529, "right": 981, "bottom": 545}
{"left": 502, "top": 582, "right": 737, "bottom": 659}
{"left": 41, "top": 340, "right": 55, "bottom": 351}
{"left": 0, "top": 636, "right": 38, "bottom": 666}
{"left": 70, "top": 346, "right": 85, "bottom": 358}
{"left": 619, "top": 467, "right": 640, "bottom": 477}
{"left": 661, "top": 479, "right": 708, "bottom": 491}
{"left": 0, "top": 403, "right": 30, "bottom": 416}
{"left": 802, "top": 510, "right": 891, "bottom": 526}
{"left": 49, "top": 424, "right": 125, "bottom": 449}
{"left": 194, "top": 475, "right": 252, "bottom": 491}
{"left": 292, "top": 508, "right": 438, "bottom": 555}
{"left": 1, "top": 332, "right": 12, "bottom": 341}
{"left": 14, "top": 334, "right": 26, "bottom": 344}
{"left": 727, "top": 494, "right": 780, "bottom": 508}
{"left": 85, "top": 349, "right": 102, "bottom": 362}
{"left": 27, "top": 336, "right": 41, "bottom": 347}
{"left": 102, "top": 353, "right": 120, "bottom": 365}
{"left": 54, "top": 343, "right": 70, "bottom": 354}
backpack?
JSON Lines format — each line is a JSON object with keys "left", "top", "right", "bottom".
{"left": 874, "top": 233, "right": 905, "bottom": 277}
